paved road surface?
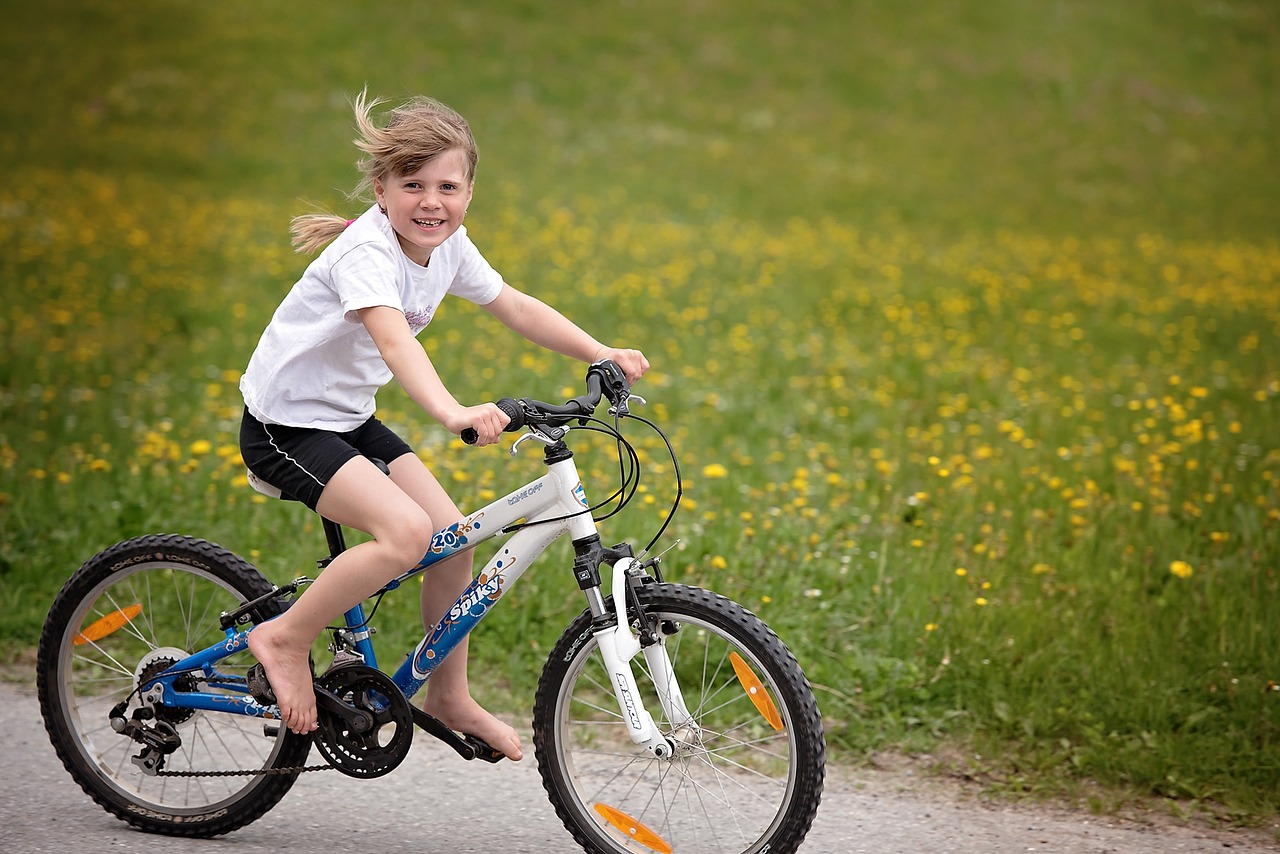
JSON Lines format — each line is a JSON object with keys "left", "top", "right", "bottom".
{"left": 0, "top": 680, "right": 1273, "bottom": 853}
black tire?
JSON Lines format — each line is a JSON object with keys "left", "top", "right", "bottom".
{"left": 534, "top": 583, "right": 825, "bottom": 854}
{"left": 36, "top": 534, "right": 312, "bottom": 837}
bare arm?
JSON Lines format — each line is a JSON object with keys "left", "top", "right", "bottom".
{"left": 357, "top": 305, "right": 509, "bottom": 445}
{"left": 482, "top": 285, "right": 650, "bottom": 383}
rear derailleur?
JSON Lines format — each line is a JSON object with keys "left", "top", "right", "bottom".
{"left": 110, "top": 702, "right": 182, "bottom": 775}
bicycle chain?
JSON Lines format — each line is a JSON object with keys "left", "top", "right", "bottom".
{"left": 153, "top": 663, "right": 408, "bottom": 779}
{"left": 157, "top": 761, "right": 335, "bottom": 778}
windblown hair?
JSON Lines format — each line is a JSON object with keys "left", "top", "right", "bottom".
{"left": 290, "top": 89, "right": 479, "bottom": 254}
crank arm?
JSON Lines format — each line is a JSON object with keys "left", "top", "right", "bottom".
{"left": 408, "top": 706, "right": 505, "bottom": 763}
{"left": 313, "top": 684, "right": 375, "bottom": 734}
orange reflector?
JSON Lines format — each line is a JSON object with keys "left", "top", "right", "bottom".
{"left": 729, "top": 651, "right": 783, "bottom": 731}
{"left": 594, "top": 803, "right": 672, "bottom": 854}
{"left": 73, "top": 604, "right": 143, "bottom": 646}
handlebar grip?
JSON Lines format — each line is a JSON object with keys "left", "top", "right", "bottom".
{"left": 461, "top": 398, "right": 526, "bottom": 446}
{"left": 496, "top": 398, "right": 525, "bottom": 432}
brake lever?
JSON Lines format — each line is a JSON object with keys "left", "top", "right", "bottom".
{"left": 511, "top": 429, "right": 563, "bottom": 455}
{"left": 611, "top": 394, "right": 645, "bottom": 418}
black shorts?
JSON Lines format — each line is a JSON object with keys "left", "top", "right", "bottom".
{"left": 239, "top": 409, "right": 413, "bottom": 510}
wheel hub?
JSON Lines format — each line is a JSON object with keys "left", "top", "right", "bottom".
{"left": 134, "top": 647, "right": 202, "bottom": 726}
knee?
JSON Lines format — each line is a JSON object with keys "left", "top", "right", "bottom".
{"left": 374, "top": 506, "right": 435, "bottom": 568}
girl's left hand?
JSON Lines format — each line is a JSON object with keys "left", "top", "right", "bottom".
{"left": 595, "top": 347, "right": 650, "bottom": 385}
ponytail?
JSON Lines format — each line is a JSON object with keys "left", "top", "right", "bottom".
{"left": 289, "top": 89, "right": 478, "bottom": 255}
{"left": 289, "top": 213, "right": 351, "bottom": 254}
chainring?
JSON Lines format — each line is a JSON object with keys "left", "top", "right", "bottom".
{"left": 312, "top": 663, "right": 413, "bottom": 778}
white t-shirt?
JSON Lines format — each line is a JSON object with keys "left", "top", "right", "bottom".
{"left": 241, "top": 206, "right": 505, "bottom": 430}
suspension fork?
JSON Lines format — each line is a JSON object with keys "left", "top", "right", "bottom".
{"left": 576, "top": 538, "right": 696, "bottom": 757}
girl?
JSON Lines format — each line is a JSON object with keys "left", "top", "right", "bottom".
{"left": 240, "top": 91, "right": 648, "bottom": 759}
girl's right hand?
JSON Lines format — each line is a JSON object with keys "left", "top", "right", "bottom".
{"left": 446, "top": 402, "right": 511, "bottom": 446}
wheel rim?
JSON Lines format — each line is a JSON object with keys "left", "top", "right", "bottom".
{"left": 552, "top": 609, "right": 799, "bottom": 854}
{"left": 53, "top": 562, "right": 294, "bottom": 813}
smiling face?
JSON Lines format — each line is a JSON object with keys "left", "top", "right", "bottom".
{"left": 373, "top": 148, "right": 474, "bottom": 266}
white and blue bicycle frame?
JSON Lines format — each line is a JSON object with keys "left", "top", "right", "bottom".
{"left": 142, "top": 438, "right": 693, "bottom": 758}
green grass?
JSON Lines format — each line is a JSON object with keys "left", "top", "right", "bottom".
{"left": 2, "top": 0, "right": 1278, "bottom": 828}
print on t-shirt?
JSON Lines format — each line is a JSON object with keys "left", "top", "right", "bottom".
{"left": 405, "top": 305, "right": 435, "bottom": 333}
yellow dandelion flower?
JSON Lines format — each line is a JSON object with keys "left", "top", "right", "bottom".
{"left": 1170, "top": 560, "right": 1194, "bottom": 579}
{"left": 955, "top": 567, "right": 968, "bottom": 577}
{"left": 702, "top": 463, "right": 729, "bottom": 478}
{"left": 709, "top": 555, "right": 728, "bottom": 570}
{"left": 975, "top": 597, "right": 989, "bottom": 606}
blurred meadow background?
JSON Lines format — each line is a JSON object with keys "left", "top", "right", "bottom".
{"left": 2, "top": 0, "right": 1278, "bottom": 825}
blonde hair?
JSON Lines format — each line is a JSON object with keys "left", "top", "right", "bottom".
{"left": 290, "top": 90, "right": 479, "bottom": 254}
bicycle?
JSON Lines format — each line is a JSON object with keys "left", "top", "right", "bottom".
{"left": 36, "top": 360, "right": 826, "bottom": 854}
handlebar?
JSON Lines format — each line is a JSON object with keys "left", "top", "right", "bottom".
{"left": 460, "top": 360, "right": 632, "bottom": 445}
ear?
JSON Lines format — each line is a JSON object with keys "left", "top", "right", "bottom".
{"left": 373, "top": 176, "right": 386, "bottom": 208}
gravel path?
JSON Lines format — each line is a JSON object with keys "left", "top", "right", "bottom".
{"left": 2, "top": 680, "right": 1274, "bottom": 853}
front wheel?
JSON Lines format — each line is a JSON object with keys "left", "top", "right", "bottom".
{"left": 534, "top": 583, "right": 825, "bottom": 854}
{"left": 36, "top": 534, "right": 312, "bottom": 837}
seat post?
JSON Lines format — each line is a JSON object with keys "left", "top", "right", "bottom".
{"left": 321, "top": 518, "right": 347, "bottom": 567}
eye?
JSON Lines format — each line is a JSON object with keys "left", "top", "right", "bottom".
{"left": 403, "top": 181, "right": 423, "bottom": 190}
{"left": 440, "top": 183, "right": 459, "bottom": 192}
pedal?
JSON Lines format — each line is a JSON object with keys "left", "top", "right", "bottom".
{"left": 408, "top": 706, "right": 506, "bottom": 763}
{"left": 460, "top": 733, "right": 506, "bottom": 764}
{"left": 245, "top": 663, "right": 277, "bottom": 706}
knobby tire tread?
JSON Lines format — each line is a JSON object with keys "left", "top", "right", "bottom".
{"left": 532, "top": 582, "right": 825, "bottom": 854}
{"left": 36, "top": 534, "right": 311, "bottom": 837}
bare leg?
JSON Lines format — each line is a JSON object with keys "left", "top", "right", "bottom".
{"left": 248, "top": 457, "right": 433, "bottom": 734}
{"left": 390, "top": 454, "right": 524, "bottom": 761}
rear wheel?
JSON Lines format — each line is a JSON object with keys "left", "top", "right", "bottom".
{"left": 36, "top": 534, "right": 312, "bottom": 837}
{"left": 534, "top": 582, "right": 825, "bottom": 854}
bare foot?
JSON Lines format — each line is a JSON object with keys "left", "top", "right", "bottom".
{"left": 425, "top": 693, "right": 524, "bottom": 761}
{"left": 246, "top": 620, "right": 317, "bottom": 734}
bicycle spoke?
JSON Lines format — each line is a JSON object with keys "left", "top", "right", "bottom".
{"left": 540, "top": 586, "right": 823, "bottom": 854}
{"left": 43, "top": 539, "right": 313, "bottom": 834}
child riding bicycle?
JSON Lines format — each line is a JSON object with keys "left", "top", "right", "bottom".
{"left": 239, "top": 90, "right": 648, "bottom": 754}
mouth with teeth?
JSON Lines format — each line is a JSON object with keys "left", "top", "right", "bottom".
{"left": 413, "top": 218, "right": 444, "bottom": 229}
